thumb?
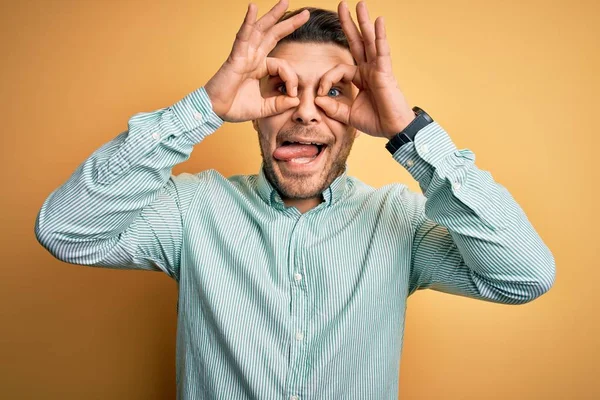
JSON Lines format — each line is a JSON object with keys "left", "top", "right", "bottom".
{"left": 315, "top": 96, "right": 350, "bottom": 125}
{"left": 261, "top": 95, "right": 300, "bottom": 117}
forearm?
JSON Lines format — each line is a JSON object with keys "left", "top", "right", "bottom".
{"left": 34, "top": 87, "right": 223, "bottom": 263}
{"left": 398, "top": 122, "right": 556, "bottom": 303}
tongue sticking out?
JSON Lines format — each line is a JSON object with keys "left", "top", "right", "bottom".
{"left": 273, "top": 143, "right": 320, "bottom": 162}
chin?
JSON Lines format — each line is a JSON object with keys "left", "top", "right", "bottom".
{"left": 273, "top": 170, "right": 328, "bottom": 200}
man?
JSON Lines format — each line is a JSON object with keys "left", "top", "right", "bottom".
{"left": 34, "top": 1, "right": 555, "bottom": 398}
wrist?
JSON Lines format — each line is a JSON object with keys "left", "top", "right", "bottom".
{"left": 384, "top": 112, "right": 417, "bottom": 140}
{"left": 204, "top": 84, "right": 224, "bottom": 119}
{"left": 385, "top": 106, "right": 434, "bottom": 154}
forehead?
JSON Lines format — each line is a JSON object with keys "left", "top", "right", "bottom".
{"left": 268, "top": 42, "right": 354, "bottom": 83}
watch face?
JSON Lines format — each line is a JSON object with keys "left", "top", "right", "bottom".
{"left": 413, "top": 107, "right": 432, "bottom": 123}
{"left": 412, "top": 106, "right": 423, "bottom": 115}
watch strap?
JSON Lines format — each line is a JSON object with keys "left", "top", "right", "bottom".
{"left": 385, "top": 106, "right": 433, "bottom": 154}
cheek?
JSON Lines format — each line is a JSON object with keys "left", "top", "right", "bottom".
{"left": 257, "top": 115, "right": 287, "bottom": 144}
{"left": 323, "top": 117, "right": 352, "bottom": 146}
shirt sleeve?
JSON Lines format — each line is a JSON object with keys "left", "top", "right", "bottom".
{"left": 393, "top": 122, "right": 556, "bottom": 304}
{"left": 34, "top": 87, "right": 223, "bottom": 281}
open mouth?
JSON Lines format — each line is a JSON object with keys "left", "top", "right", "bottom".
{"left": 281, "top": 141, "right": 326, "bottom": 164}
{"left": 273, "top": 141, "right": 328, "bottom": 166}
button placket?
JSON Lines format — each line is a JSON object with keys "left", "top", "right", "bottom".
{"left": 286, "top": 215, "right": 309, "bottom": 397}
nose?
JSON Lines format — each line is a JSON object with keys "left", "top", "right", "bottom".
{"left": 291, "top": 90, "right": 321, "bottom": 125}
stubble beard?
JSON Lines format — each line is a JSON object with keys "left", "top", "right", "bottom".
{"left": 257, "top": 125, "right": 356, "bottom": 200}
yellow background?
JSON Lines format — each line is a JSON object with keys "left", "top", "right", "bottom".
{"left": 1, "top": 0, "right": 598, "bottom": 398}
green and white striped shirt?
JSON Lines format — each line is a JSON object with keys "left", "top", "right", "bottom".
{"left": 35, "top": 87, "right": 555, "bottom": 399}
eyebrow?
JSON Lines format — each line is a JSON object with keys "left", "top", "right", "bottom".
{"left": 266, "top": 75, "right": 352, "bottom": 88}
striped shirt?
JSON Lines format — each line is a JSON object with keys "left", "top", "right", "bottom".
{"left": 34, "top": 87, "right": 555, "bottom": 399}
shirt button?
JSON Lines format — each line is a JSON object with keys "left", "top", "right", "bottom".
{"left": 294, "top": 273, "right": 302, "bottom": 282}
{"left": 418, "top": 143, "right": 429, "bottom": 154}
{"left": 151, "top": 132, "right": 161, "bottom": 140}
{"left": 406, "top": 159, "right": 414, "bottom": 168}
{"left": 295, "top": 331, "right": 304, "bottom": 341}
{"left": 193, "top": 112, "right": 203, "bottom": 121}
{"left": 452, "top": 181, "right": 462, "bottom": 191}
{"left": 290, "top": 396, "right": 299, "bottom": 400}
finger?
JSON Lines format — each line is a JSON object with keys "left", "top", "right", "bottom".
{"left": 374, "top": 16, "right": 390, "bottom": 58}
{"left": 266, "top": 57, "right": 298, "bottom": 97}
{"left": 231, "top": 3, "right": 259, "bottom": 58}
{"left": 338, "top": 1, "right": 365, "bottom": 64}
{"left": 262, "top": 95, "right": 300, "bottom": 117}
{"left": 314, "top": 96, "right": 351, "bottom": 124}
{"left": 356, "top": 1, "right": 377, "bottom": 63}
{"left": 255, "top": 0, "right": 289, "bottom": 33}
{"left": 261, "top": 9, "right": 310, "bottom": 54}
{"left": 318, "top": 63, "right": 361, "bottom": 96}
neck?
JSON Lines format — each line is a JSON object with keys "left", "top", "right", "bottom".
{"left": 282, "top": 195, "right": 324, "bottom": 214}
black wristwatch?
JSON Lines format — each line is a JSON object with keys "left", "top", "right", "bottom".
{"left": 385, "top": 106, "right": 434, "bottom": 155}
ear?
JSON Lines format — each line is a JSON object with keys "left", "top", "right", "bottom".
{"left": 353, "top": 128, "right": 361, "bottom": 138}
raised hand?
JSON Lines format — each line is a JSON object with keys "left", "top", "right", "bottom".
{"left": 314, "top": 1, "right": 415, "bottom": 139}
{"left": 204, "top": 0, "right": 309, "bottom": 122}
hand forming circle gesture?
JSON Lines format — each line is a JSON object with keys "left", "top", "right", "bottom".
{"left": 315, "top": 1, "right": 416, "bottom": 139}
{"left": 205, "top": 0, "right": 308, "bottom": 122}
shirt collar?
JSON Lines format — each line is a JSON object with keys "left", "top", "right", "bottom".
{"left": 256, "top": 162, "right": 349, "bottom": 209}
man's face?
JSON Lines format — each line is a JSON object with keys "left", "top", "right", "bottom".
{"left": 254, "top": 42, "right": 358, "bottom": 200}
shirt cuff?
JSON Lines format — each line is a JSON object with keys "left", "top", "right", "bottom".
{"left": 392, "top": 122, "right": 462, "bottom": 195}
{"left": 168, "top": 86, "right": 224, "bottom": 144}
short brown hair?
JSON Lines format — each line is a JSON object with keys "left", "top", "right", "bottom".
{"left": 277, "top": 7, "right": 350, "bottom": 51}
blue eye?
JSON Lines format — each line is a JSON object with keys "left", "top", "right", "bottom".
{"left": 328, "top": 88, "right": 341, "bottom": 97}
{"left": 277, "top": 84, "right": 287, "bottom": 95}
